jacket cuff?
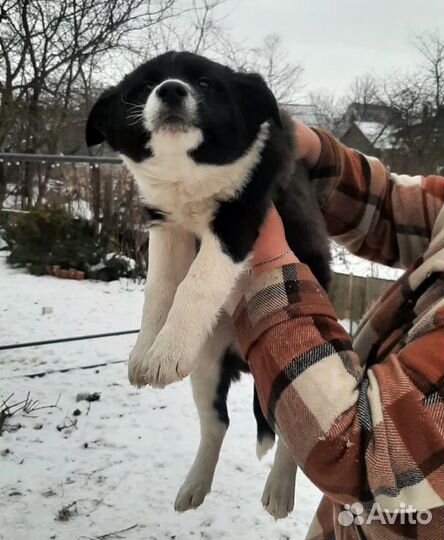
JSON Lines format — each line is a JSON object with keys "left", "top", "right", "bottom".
{"left": 233, "top": 263, "right": 338, "bottom": 359}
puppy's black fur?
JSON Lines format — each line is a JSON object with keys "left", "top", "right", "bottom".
{"left": 211, "top": 111, "right": 331, "bottom": 447}
{"left": 86, "top": 50, "right": 330, "bottom": 466}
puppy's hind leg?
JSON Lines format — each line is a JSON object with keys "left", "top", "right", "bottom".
{"left": 254, "top": 385, "right": 275, "bottom": 459}
{"left": 262, "top": 437, "right": 297, "bottom": 520}
{"left": 174, "top": 315, "right": 240, "bottom": 512}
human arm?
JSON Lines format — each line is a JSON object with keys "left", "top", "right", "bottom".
{"left": 294, "top": 121, "right": 444, "bottom": 268}
{"left": 234, "top": 207, "right": 444, "bottom": 509}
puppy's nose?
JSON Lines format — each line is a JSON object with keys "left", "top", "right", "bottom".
{"left": 156, "top": 81, "right": 188, "bottom": 105}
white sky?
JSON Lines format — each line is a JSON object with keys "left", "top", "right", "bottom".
{"left": 226, "top": 0, "right": 444, "bottom": 96}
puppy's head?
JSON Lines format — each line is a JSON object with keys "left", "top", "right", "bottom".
{"left": 86, "top": 52, "right": 282, "bottom": 163}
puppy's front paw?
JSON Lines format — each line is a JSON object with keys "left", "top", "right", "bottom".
{"left": 128, "top": 332, "right": 155, "bottom": 387}
{"left": 129, "top": 330, "right": 196, "bottom": 389}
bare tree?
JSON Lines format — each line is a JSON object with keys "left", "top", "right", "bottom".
{"left": 219, "top": 33, "right": 304, "bottom": 103}
{"left": 309, "top": 75, "right": 381, "bottom": 136}
{"left": 132, "top": 0, "right": 228, "bottom": 61}
{"left": 0, "top": 0, "right": 176, "bottom": 151}
{"left": 135, "top": 5, "right": 304, "bottom": 104}
{"left": 0, "top": 0, "right": 178, "bottom": 207}
{"left": 309, "top": 91, "right": 348, "bottom": 136}
{"left": 414, "top": 31, "right": 444, "bottom": 111}
{"left": 377, "top": 32, "right": 444, "bottom": 174}
{"left": 345, "top": 74, "right": 381, "bottom": 112}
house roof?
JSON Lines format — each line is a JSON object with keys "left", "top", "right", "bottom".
{"left": 355, "top": 121, "right": 399, "bottom": 150}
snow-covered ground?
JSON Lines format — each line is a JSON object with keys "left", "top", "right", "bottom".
{"left": 0, "top": 253, "right": 322, "bottom": 540}
{"left": 330, "top": 241, "right": 403, "bottom": 281}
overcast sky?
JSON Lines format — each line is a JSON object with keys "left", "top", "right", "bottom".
{"left": 226, "top": 0, "right": 444, "bottom": 96}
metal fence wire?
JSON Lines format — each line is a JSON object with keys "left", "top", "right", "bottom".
{"left": 0, "top": 329, "right": 139, "bottom": 352}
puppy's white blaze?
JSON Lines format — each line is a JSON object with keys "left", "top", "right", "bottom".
{"left": 122, "top": 122, "right": 270, "bottom": 235}
{"left": 143, "top": 78, "right": 197, "bottom": 134}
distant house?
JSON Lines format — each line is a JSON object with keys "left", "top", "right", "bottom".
{"left": 339, "top": 103, "right": 409, "bottom": 169}
{"left": 341, "top": 121, "right": 400, "bottom": 155}
{"left": 343, "top": 102, "right": 401, "bottom": 126}
{"left": 340, "top": 102, "right": 443, "bottom": 174}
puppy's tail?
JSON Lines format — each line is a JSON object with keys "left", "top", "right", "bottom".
{"left": 254, "top": 385, "right": 275, "bottom": 459}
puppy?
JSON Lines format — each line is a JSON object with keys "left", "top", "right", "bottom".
{"left": 86, "top": 51, "right": 330, "bottom": 519}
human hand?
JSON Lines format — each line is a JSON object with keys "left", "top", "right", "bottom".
{"left": 249, "top": 121, "right": 320, "bottom": 274}
{"left": 225, "top": 206, "right": 298, "bottom": 316}
{"left": 251, "top": 205, "right": 299, "bottom": 276}
{"left": 293, "top": 120, "right": 322, "bottom": 168}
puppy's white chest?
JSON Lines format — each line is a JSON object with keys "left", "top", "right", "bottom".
{"left": 127, "top": 156, "right": 235, "bottom": 232}
{"left": 145, "top": 178, "right": 219, "bottom": 232}
{"left": 123, "top": 124, "right": 269, "bottom": 233}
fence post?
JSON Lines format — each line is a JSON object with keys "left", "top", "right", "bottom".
{"left": 0, "top": 158, "right": 5, "bottom": 206}
{"left": 365, "top": 274, "right": 371, "bottom": 314}
{"left": 91, "top": 165, "right": 101, "bottom": 235}
{"left": 348, "top": 273, "right": 354, "bottom": 336}
{"left": 102, "top": 166, "right": 114, "bottom": 241}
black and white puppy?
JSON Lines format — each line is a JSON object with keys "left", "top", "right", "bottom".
{"left": 86, "top": 51, "right": 330, "bottom": 519}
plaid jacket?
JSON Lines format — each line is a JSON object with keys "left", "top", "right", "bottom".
{"left": 234, "top": 130, "right": 444, "bottom": 539}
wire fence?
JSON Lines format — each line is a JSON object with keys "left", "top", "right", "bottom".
{"left": 0, "top": 327, "right": 140, "bottom": 379}
{"left": 0, "top": 329, "right": 139, "bottom": 352}
{"left": 0, "top": 152, "right": 122, "bottom": 164}
{"left": 3, "top": 359, "right": 128, "bottom": 380}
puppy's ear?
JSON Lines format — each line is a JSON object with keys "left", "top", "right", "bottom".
{"left": 235, "top": 72, "right": 282, "bottom": 129}
{"left": 85, "top": 87, "right": 117, "bottom": 147}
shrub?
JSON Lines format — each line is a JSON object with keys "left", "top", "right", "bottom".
{"left": 3, "top": 208, "right": 139, "bottom": 280}
{"left": 87, "top": 253, "right": 136, "bottom": 281}
{"left": 3, "top": 208, "right": 103, "bottom": 275}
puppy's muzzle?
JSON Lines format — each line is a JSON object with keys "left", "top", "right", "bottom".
{"left": 144, "top": 79, "right": 197, "bottom": 133}
{"left": 156, "top": 81, "right": 189, "bottom": 108}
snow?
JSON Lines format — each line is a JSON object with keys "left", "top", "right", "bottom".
{"left": 2, "top": 183, "right": 20, "bottom": 210}
{"left": 0, "top": 253, "right": 322, "bottom": 540}
{"left": 69, "top": 198, "right": 93, "bottom": 221}
{"left": 106, "top": 252, "right": 137, "bottom": 271}
{"left": 330, "top": 241, "right": 403, "bottom": 280}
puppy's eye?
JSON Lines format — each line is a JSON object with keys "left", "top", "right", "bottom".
{"left": 198, "top": 78, "right": 211, "bottom": 90}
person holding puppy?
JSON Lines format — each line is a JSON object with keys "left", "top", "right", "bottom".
{"left": 233, "top": 123, "right": 444, "bottom": 539}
